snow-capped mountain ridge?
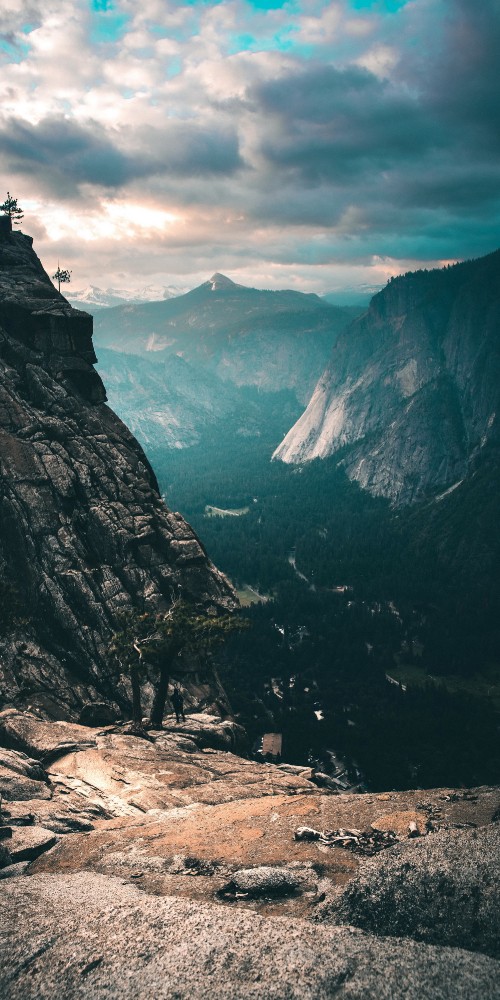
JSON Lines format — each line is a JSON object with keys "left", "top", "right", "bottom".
{"left": 68, "top": 283, "right": 187, "bottom": 310}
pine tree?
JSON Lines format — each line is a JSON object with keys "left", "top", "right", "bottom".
{"left": 52, "top": 266, "right": 71, "bottom": 292}
{"left": 108, "top": 600, "right": 248, "bottom": 732}
{"left": 0, "top": 192, "right": 24, "bottom": 227}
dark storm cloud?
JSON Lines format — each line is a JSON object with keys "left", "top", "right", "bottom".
{"left": 139, "top": 121, "right": 244, "bottom": 178}
{"left": 391, "top": 166, "right": 500, "bottom": 214}
{"left": 251, "top": 64, "right": 438, "bottom": 184}
{"left": 0, "top": 115, "right": 243, "bottom": 195}
{"left": 0, "top": 116, "right": 147, "bottom": 192}
{"left": 243, "top": 0, "right": 500, "bottom": 252}
{"left": 409, "top": 0, "right": 500, "bottom": 155}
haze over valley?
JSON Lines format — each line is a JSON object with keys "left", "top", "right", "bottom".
{"left": 91, "top": 251, "right": 500, "bottom": 792}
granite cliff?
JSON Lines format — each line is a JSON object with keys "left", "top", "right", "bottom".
{"left": 274, "top": 250, "right": 500, "bottom": 504}
{"left": 0, "top": 223, "right": 235, "bottom": 719}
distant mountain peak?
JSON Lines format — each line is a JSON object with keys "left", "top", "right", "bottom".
{"left": 208, "top": 273, "right": 237, "bottom": 290}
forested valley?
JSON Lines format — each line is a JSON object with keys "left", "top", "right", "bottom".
{"left": 150, "top": 404, "right": 500, "bottom": 793}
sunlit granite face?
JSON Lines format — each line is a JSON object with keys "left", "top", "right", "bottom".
{"left": 274, "top": 251, "right": 500, "bottom": 505}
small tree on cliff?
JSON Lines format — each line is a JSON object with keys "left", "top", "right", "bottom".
{"left": 108, "top": 610, "right": 159, "bottom": 736}
{"left": 109, "top": 600, "right": 247, "bottom": 733}
{"left": 0, "top": 192, "right": 24, "bottom": 227}
{"left": 52, "top": 266, "right": 71, "bottom": 292}
{"left": 149, "top": 599, "right": 248, "bottom": 728}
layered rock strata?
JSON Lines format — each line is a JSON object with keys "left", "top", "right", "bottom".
{"left": 0, "top": 229, "right": 235, "bottom": 717}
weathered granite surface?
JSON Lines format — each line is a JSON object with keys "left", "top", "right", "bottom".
{"left": 316, "top": 821, "right": 500, "bottom": 959}
{"left": 2, "top": 871, "right": 499, "bottom": 1000}
{"left": 0, "top": 230, "right": 235, "bottom": 718}
{"left": 1, "top": 716, "right": 499, "bottom": 997}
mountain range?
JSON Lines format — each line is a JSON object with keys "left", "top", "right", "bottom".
{"left": 93, "top": 252, "right": 500, "bottom": 511}
{"left": 93, "top": 273, "right": 355, "bottom": 405}
{"left": 67, "top": 283, "right": 186, "bottom": 311}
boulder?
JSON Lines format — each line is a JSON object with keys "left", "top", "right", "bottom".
{"left": 0, "top": 765, "right": 51, "bottom": 802}
{"left": 225, "top": 866, "right": 303, "bottom": 897}
{"left": 7, "top": 825, "right": 57, "bottom": 863}
{"left": 0, "top": 747, "right": 46, "bottom": 780}
{"left": 0, "top": 861, "right": 30, "bottom": 879}
{"left": 0, "top": 745, "right": 50, "bottom": 801}
{"left": 0, "top": 709, "right": 97, "bottom": 763}
{"left": 155, "top": 713, "right": 248, "bottom": 753}
{"left": 317, "top": 822, "right": 500, "bottom": 959}
{"left": 1, "top": 872, "right": 500, "bottom": 1000}
{"left": 2, "top": 795, "right": 107, "bottom": 834}
{"left": 78, "top": 703, "right": 120, "bottom": 727}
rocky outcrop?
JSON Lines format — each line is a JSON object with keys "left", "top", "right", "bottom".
{"left": 1, "top": 714, "right": 499, "bottom": 998}
{"left": 274, "top": 250, "right": 500, "bottom": 504}
{"left": 3, "top": 871, "right": 500, "bottom": 1000}
{"left": 316, "top": 823, "right": 500, "bottom": 959}
{"left": 0, "top": 229, "right": 235, "bottom": 718}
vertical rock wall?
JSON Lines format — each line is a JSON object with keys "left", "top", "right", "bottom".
{"left": 274, "top": 251, "right": 500, "bottom": 504}
{"left": 0, "top": 229, "right": 236, "bottom": 718}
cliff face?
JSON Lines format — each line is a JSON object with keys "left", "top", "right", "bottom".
{"left": 274, "top": 251, "right": 500, "bottom": 504}
{"left": 0, "top": 229, "right": 235, "bottom": 719}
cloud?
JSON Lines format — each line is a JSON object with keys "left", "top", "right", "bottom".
{"left": 0, "top": 116, "right": 138, "bottom": 191}
{"left": 138, "top": 121, "right": 244, "bottom": 177}
{"left": 250, "top": 63, "right": 434, "bottom": 184}
{"left": 0, "top": 113, "right": 243, "bottom": 197}
{"left": 419, "top": 0, "right": 500, "bottom": 157}
{"left": 0, "top": 0, "right": 498, "bottom": 294}
{"left": 0, "top": 0, "right": 44, "bottom": 38}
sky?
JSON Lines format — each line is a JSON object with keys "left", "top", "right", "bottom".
{"left": 1, "top": 0, "right": 499, "bottom": 296}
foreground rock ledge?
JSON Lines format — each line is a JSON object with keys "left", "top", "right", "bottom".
{"left": 1, "top": 872, "right": 499, "bottom": 1000}
{"left": 2, "top": 713, "right": 499, "bottom": 997}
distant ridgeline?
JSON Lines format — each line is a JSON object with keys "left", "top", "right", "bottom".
{"left": 92, "top": 272, "right": 356, "bottom": 453}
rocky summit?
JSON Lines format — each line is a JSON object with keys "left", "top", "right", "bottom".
{"left": 93, "top": 272, "right": 353, "bottom": 405}
{"left": 0, "top": 228, "right": 235, "bottom": 719}
{"left": 0, "top": 712, "right": 499, "bottom": 999}
{"left": 274, "top": 250, "right": 500, "bottom": 504}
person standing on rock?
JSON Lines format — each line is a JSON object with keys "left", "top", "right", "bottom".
{"left": 171, "top": 686, "right": 186, "bottom": 724}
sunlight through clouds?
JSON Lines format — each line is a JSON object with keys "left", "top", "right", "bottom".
{"left": 0, "top": 0, "right": 498, "bottom": 293}
{"left": 33, "top": 199, "right": 182, "bottom": 241}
